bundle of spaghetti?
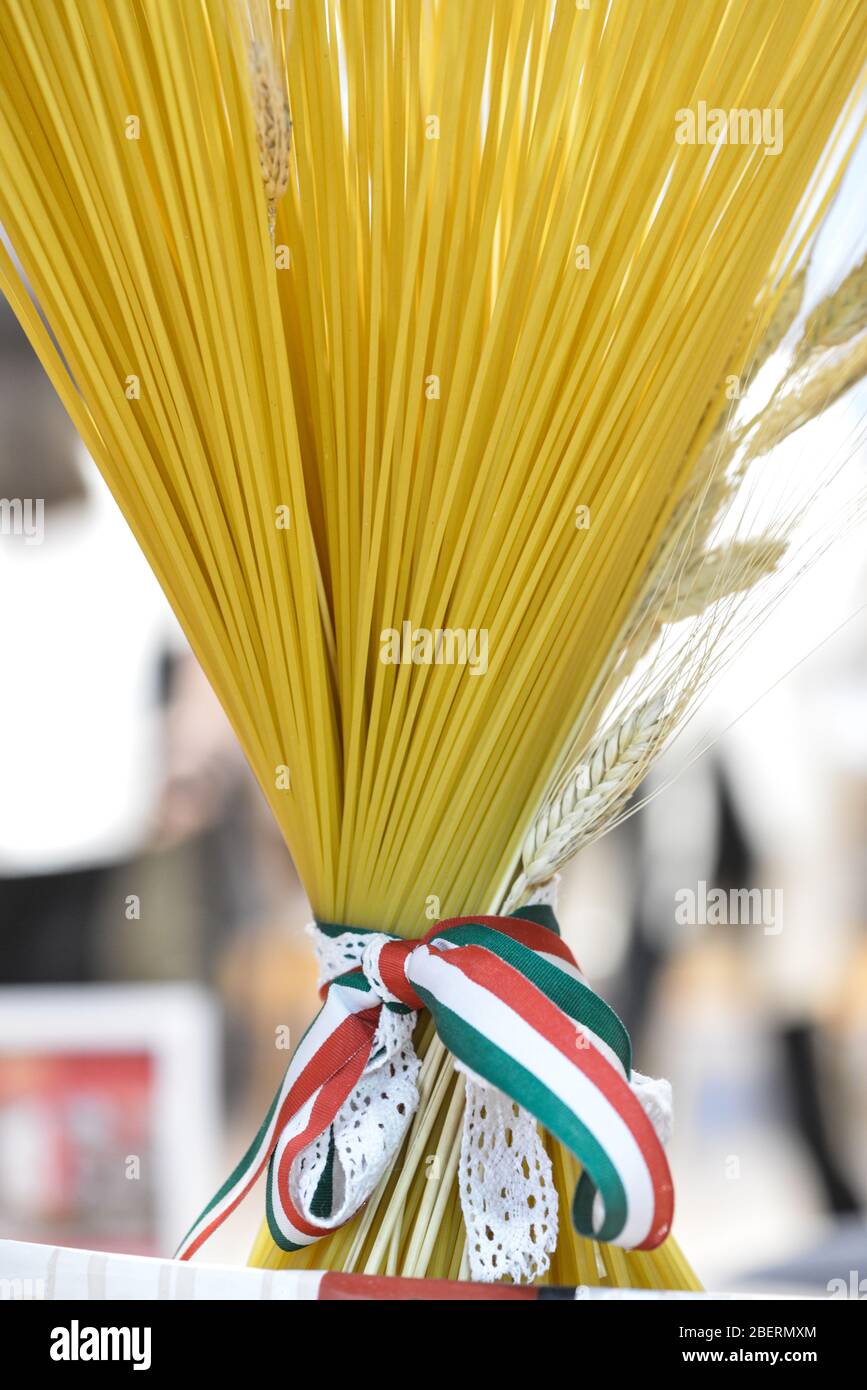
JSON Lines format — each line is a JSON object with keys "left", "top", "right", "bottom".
{"left": 2, "top": 0, "right": 867, "bottom": 1287}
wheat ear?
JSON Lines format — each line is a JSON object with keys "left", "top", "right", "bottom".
{"left": 746, "top": 331, "right": 867, "bottom": 459}
{"left": 502, "top": 699, "right": 666, "bottom": 913}
{"left": 794, "top": 253, "right": 867, "bottom": 363}
{"left": 249, "top": 39, "right": 292, "bottom": 237}
{"left": 651, "top": 536, "right": 787, "bottom": 626}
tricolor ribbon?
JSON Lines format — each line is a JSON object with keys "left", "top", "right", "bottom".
{"left": 175, "top": 906, "right": 673, "bottom": 1263}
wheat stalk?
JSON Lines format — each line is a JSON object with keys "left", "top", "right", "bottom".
{"left": 502, "top": 698, "right": 666, "bottom": 912}
{"left": 663, "top": 439, "right": 734, "bottom": 561}
{"left": 249, "top": 39, "right": 292, "bottom": 236}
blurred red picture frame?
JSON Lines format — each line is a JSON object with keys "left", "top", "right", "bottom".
{"left": 0, "top": 985, "right": 219, "bottom": 1256}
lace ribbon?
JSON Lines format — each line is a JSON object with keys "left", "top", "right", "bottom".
{"left": 175, "top": 908, "right": 674, "bottom": 1275}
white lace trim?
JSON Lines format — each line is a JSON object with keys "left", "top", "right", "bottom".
{"left": 361, "top": 934, "right": 405, "bottom": 1006}
{"left": 460, "top": 1079, "right": 558, "bottom": 1283}
{"left": 631, "top": 1070, "right": 673, "bottom": 1147}
{"left": 306, "top": 922, "right": 373, "bottom": 989}
{"left": 292, "top": 1040, "right": 420, "bottom": 1227}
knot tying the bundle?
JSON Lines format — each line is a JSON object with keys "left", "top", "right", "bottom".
{"left": 175, "top": 906, "right": 674, "bottom": 1279}
{"left": 359, "top": 932, "right": 421, "bottom": 1009}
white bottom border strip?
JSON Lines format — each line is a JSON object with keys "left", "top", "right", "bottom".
{"left": 0, "top": 1239, "right": 816, "bottom": 1300}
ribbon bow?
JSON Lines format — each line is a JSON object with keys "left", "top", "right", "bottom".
{"left": 175, "top": 907, "right": 673, "bottom": 1264}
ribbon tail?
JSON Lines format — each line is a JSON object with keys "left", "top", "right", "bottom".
{"left": 174, "top": 1065, "right": 292, "bottom": 1262}
{"left": 175, "top": 980, "right": 383, "bottom": 1260}
{"left": 175, "top": 977, "right": 421, "bottom": 1261}
{"left": 407, "top": 941, "right": 674, "bottom": 1251}
{"left": 266, "top": 1036, "right": 375, "bottom": 1250}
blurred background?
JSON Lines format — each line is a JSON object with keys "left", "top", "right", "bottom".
{"left": 2, "top": 278, "right": 867, "bottom": 1295}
